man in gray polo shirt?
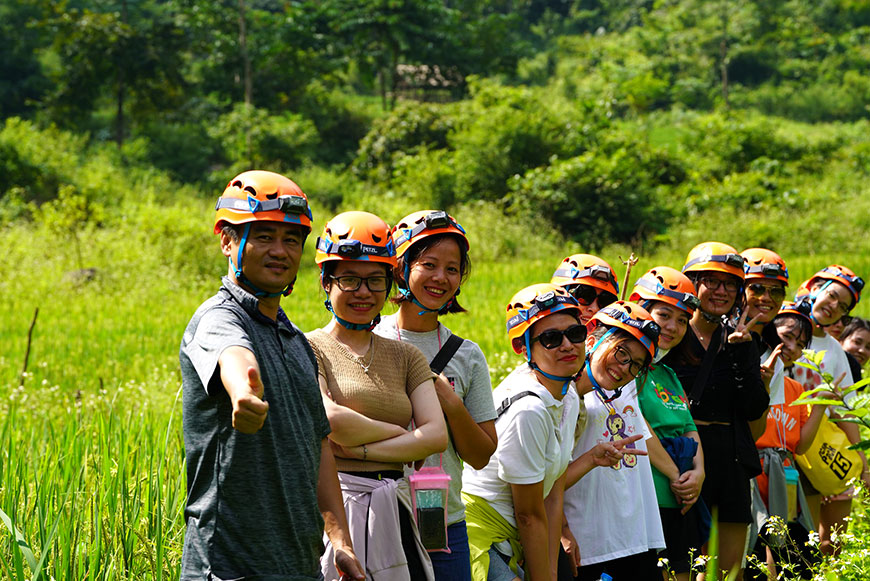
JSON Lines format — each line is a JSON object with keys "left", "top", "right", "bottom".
{"left": 180, "top": 171, "right": 363, "bottom": 580}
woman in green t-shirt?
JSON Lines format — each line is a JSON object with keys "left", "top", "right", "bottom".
{"left": 630, "top": 266, "right": 706, "bottom": 581}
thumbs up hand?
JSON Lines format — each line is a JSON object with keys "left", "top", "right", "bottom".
{"left": 231, "top": 366, "right": 269, "bottom": 434}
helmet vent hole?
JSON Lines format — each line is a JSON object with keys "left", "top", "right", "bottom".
{"left": 372, "top": 234, "right": 382, "bottom": 243}
{"left": 266, "top": 192, "right": 277, "bottom": 200}
{"left": 243, "top": 186, "right": 258, "bottom": 196}
{"left": 232, "top": 180, "right": 243, "bottom": 188}
{"left": 338, "top": 233, "right": 349, "bottom": 240}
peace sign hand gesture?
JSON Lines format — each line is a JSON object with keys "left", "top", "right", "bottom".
{"left": 759, "top": 344, "right": 783, "bottom": 389}
{"left": 728, "top": 309, "right": 764, "bottom": 344}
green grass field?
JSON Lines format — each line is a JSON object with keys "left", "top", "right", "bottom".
{"left": 2, "top": 213, "right": 870, "bottom": 579}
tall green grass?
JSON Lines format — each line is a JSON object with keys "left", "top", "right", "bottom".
{"left": 2, "top": 205, "right": 870, "bottom": 578}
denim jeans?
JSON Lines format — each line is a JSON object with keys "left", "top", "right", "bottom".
{"left": 487, "top": 546, "right": 524, "bottom": 581}
{"left": 429, "top": 521, "right": 473, "bottom": 581}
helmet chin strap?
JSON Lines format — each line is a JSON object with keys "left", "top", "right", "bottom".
{"left": 523, "top": 332, "right": 577, "bottom": 396}
{"left": 585, "top": 329, "right": 623, "bottom": 403}
{"left": 229, "top": 223, "right": 293, "bottom": 298}
{"left": 804, "top": 280, "right": 831, "bottom": 324}
{"left": 324, "top": 299, "right": 380, "bottom": 331}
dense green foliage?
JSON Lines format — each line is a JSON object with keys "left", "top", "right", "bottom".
{"left": 4, "top": 0, "right": 870, "bottom": 578}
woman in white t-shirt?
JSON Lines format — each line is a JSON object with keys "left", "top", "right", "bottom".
{"left": 375, "top": 210, "right": 498, "bottom": 581}
{"left": 463, "top": 287, "right": 657, "bottom": 581}
{"left": 790, "top": 265, "right": 867, "bottom": 556}
{"left": 560, "top": 302, "right": 666, "bottom": 581}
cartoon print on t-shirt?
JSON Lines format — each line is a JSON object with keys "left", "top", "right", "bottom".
{"left": 605, "top": 410, "right": 637, "bottom": 469}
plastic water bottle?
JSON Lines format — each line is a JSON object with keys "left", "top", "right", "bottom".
{"left": 784, "top": 465, "right": 799, "bottom": 522}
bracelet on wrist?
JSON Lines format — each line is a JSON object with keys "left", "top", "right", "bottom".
{"left": 363, "top": 444, "right": 368, "bottom": 462}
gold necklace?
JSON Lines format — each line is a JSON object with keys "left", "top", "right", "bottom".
{"left": 359, "top": 335, "right": 376, "bottom": 374}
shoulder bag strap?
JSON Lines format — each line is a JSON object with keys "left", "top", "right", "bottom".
{"left": 496, "top": 391, "right": 542, "bottom": 419}
{"left": 429, "top": 333, "right": 465, "bottom": 375}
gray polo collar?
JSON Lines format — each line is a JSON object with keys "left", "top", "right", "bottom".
{"left": 221, "top": 276, "right": 295, "bottom": 332}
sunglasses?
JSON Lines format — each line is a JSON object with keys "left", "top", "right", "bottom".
{"left": 531, "top": 324, "right": 588, "bottom": 349}
{"left": 569, "top": 285, "right": 618, "bottom": 308}
{"left": 746, "top": 283, "right": 786, "bottom": 302}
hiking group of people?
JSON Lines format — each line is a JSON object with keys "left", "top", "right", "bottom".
{"left": 179, "top": 170, "right": 868, "bottom": 581}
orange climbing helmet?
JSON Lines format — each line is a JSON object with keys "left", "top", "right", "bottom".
{"left": 506, "top": 283, "right": 581, "bottom": 348}
{"left": 629, "top": 266, "right": 700, "bottom": 316}
{"left": 550, "top": 254, "right": 619, "bottom": 296}
{"left": 778, "top": 300, "right": 814, "bottom": 327}
{"left": 315, "top": 211, "right": 397, "bottom": 268}
{"left": 806, "top": 264, "right": 864, "bottom": 307}
{"left": 682, "top": 242, "right": 745, "bottom": 280}
{"left": 214, "top": 170, "right": 312, "bottom": 234}
{"left": 391, "top": 210, "right": 469, "bottom": 259}
{"left": 741, "top": 248, "right": 788, "bottom": 284}
{"left": 588, "top": 301, "right": 661, "bottom": 360}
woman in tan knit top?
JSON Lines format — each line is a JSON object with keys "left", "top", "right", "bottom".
{"left": 307, "top": 211, "right": 448, "bottom": 580}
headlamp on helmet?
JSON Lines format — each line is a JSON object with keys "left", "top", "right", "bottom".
{"left": 633, "top": 278, "right": 701, "bottom": 313}
{"left": 821, "top": 266, "right": 865, "bottom": 294}
{"left": 684, "top": 253, "right": 745, "bottom": 271}
{"left": 392, "top": 210, "right": 467, "bottom": 254}
{"left": 316, "top": 237, "right": 395, "bottom": 261}
{"left": 553, "top": 264, "right": 618, "bottom": 289}
{"left": 598, "top": 305, "right": 662, "bottom": 345}
{"left": 506, "top": 291, "right": 577, "bottom": 335}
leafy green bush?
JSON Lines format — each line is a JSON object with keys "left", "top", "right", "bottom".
{"left": 297, "top": 82, "right": 379, "bottom": 166}
{"left": 506, "top": 136, "right": 684, "bottom": 249}
{"left": 450, "top": 80, "right": 599, "bottom": 202}
{"left": 352, "top": 102, "right": 456, "bottom": 182}
{"left": 139, "top": 121, "right": 222, "bottom": 184}
{"left": 207, "top": 103, "right": 320, "bottom": 176}
{"left": 0, "top": 118, "right": 84, "bottom": 204}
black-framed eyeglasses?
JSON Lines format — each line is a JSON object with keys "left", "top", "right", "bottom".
{"left": 824, "top": 287, "right": 853, "bottom": 316}
{"left": 329, "top": 275, "right": 391, "bottom": 293}
{"left": 746, "top": 283, "right": 786, "bottom": 302}
{"left": 698, "top": 276, "right": 740, "bottom": 293}
{"left": 530, "top": 324, "right": 588, "bottom": 349}
{"left": 612, "top": 344, "right": 644, "bottom": 376}
{"left": 568, "top": 285, "right": 618, "bottom": 308}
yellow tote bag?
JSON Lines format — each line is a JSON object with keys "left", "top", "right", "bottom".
{"left": 795, "top": 416, "right": 862, "bottom": 496}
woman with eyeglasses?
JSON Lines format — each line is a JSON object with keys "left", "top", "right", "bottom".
{"left": 550, "top": 254, "right": 620, "bottom": 324}
{"left": 630, "top": 267, "right": 707, "bottom": 581}
{"left": 559, "top": 301, "right": 666, "bottom": 581}
{"left": 375, "top": 210, "right": 498, "bottom": 581}
{"left": 662, "top": 242, "right": 768, "bottom": 579}
{"left": 307, "top": 211, "right": 448, "bottom": 580}
{"left": 789, "top": 265, "right": 867, "bottom": 556}
{"left": 462, "top": 286, "right": 648, "bottom": 581}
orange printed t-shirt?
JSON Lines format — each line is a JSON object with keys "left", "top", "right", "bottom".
{"left": 755, "top": 376, "right": 809, "bottom": 502}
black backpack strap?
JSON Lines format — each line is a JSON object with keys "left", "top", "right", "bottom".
{"left": 496, "top": 391, "right": 541, "bottom": 419}
{"left": 429, "top": 333, "right": 465, "bottom": 375}
{"left": 688, "top": 324, "right": 722, "bottom": 406}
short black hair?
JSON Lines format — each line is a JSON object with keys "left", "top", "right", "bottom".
{"left": 773, "top": 313, "right": 813, "bottom": 350}
{"left": 841, "top": 317, "right": 870, "bottom": 342}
